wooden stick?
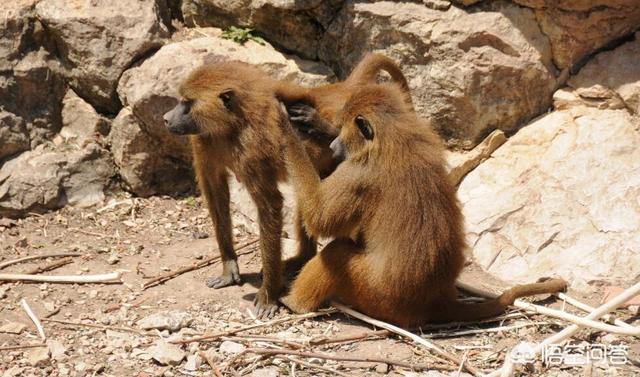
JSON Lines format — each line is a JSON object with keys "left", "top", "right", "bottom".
{"left": 332, "top": 302, "right": 482, "bottom": 377}
{"left": 0, "top": 343, "right": 46, "bottom": 351}
{"left": 556, "top": 292, "right": 633, "bottom": 329}
{"left": 0, "top": 253, "right": 80, "bottom": 270}
{"left": 423, "top": 322, "right": 550, "bottom": 339}
{"left": 67, "top": 227, "right": 115, "bottom": 239}
{"left": 283, "top": 356, "right": 354, "bottom": 377}
{"left": 486, "top": 281, "right": 640, "bottom": 377}
{"left": 171, "top": 309, "right": 338, "bottom": 344}
{"left": 512, "top": 300, "right": 640, "bottom": 336}
{"left": 246, "top": 347, "right": 455, "bottom": 372}
{"left": 42, "top": 318, "right": 152, "bottom": 336}
{"left": 310, "top": 329, "right": 391, "bottom": 346}
{"left": 142, "top": 238, "right": 259, "bottom": 289}
{"left": 456, "top": 280, "right": 640, "bottom": 335}
{"left": 0, "top": 272, "right": 122, "bottom": 284}
{"left": 22, "top": 257, "right": 73, "bottom": 275}
{"left": 222, "top": 335, "right": 305, "bottom": 349}
{"left": 21, "top": 299, "right": 45, "bottom": 341}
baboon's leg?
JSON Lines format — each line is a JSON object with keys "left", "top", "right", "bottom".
{"left": 282, "top": 238, "right": 365, "bottom": 313}
{"left": 283, "top": 208, "right": 317, "bottom": 279}
{"left": 200, "top": 169, "right": 240, "bottom": 289}
{"left": 247, "top": 180, "right": 285, "bottom": 319}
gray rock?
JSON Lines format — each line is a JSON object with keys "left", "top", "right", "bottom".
{"left": 181, "top": 0, "right": 343, "bottom": 59}
{"left": 35, "top": 0, "right": 169, "bottom": 112}
{"left": 149, "top": 341, "right": 186, "bottom": 366}
{"left": 0, "top": 49, "right": 66, "bottom": 159}
{"left": 250, "top": 367, "right": 278, "bottom": 377}
{"left": 183, "top": 353, "right": 201, "bottom": 371}
{"left": 512, "top": 0, "right": 640, "bottom": 69}
{"left": 0, "top": 321, "right": 26, "bottom": 334}
{"left": 47, "top": 340, "right": 67, "bottom": 360}
{"left": 219, "top": 340, "right": 245, "bottom": 355}
{"left": 59, "top": 90, "right": 110, "bottom": 145}
{"left": 26, "top": 347, "right": 50, "bottom": 367}
{"left": 137, "top": 311, "right": 193, "bottom": 332}
{"left": 319, "top": 1, "right": 556, "bottom": 148}
{"left": 0, "top": 141, "right": 114, "bottom": 218}
{"left": 459, "top": 106, "right": 640, "bottom": 290}
{"left": 569, "top": 33, "right": 640, "bottom": 115}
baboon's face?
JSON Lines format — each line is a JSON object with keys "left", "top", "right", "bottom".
{"left": 165, "top": 65, "right": 242, "bottom": 137}
{"left": 331, "top": 114, "right": 375, "bottom": 164}
{"left": 163, "top": 100, "right": 198, "bottom": 135}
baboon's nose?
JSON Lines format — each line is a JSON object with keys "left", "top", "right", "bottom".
{"left": 162, "top": 111, "right": 172, "bottom": 126}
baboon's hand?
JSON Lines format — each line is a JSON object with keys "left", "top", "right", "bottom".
{"left": 287, "top": 103, "right": 316, "bottom": 125}
{"left": 253, "top": 287, "right": 280, "bottom": 319}
{"left": 206, "top": 260, "right": 241, "bottom": 289}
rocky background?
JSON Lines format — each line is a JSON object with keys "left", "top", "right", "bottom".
{"left": 1, "top": 0, "right": 640, "bottom": 291}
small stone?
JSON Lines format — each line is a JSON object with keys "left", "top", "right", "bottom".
{"left": 107, "top": 254, "right": 120, "bottom": 265}
{"left": 88, "top": 290, "right": 98, "bottom": 299}
{"left": 47, "top": 340, "right": 67, "bottom": 360}
{"left": 375, "top": 363, "right": 389, "bottom": 374}
{"left": 601, "top": 333, "right": 620, "bottom": 345}
{"left": 0, "top": 321, "right": 26, "bottom": 334}
{"left": 27, "top": 347, "right": 50, "bottom": 367}
{"left": 75, "top": 361, "right": 87, "bottom": 372}
{"left": 251, "top": 367, "right": 278, "bottom": 377}
{"left": 43, "top": 301, "right": 56, "bottom": 312}
{"left": 219, "top": 340, "right": 245, "bottom": 355}
{"left": 137, "top": 311, "right": 192, "bottom": 332}
{"left": 149, "top": 341, "right": 185, "bottom": 366}
{"left": 184, "top": 354, "right": 201, "bottom": 371}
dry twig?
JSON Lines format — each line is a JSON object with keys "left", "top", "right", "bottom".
{"left": 67, "top": 227, "right": 115, "bottom": 239}
{"left": 0, "top": 343, "right": 46, "bottom": 351}
{"left": 42, "top": 318, "right": 152, "bottom": 336}
{"left": 487, "top": 281, "right": 640, "bottom": 377}
{"left": 0, "top": 272, "right": 122, "bottom": 284}
{"left": 142, "top": 238, "right": 259, "bottom": 289}
{"left": 21, "top": 299, "right": 45, "bottom": 341}
{"left": 423, "top": 322, "right": 550, "bottom": 339}
{"left": 0, "top": 253, "right": 80, "bottom": 270}
{"left": 332, "top": 302, "right": 482, "bottom": 376}
{"left": 556, "top": 292, "right": 634, "bottom": 329}
{"left": 199, "top": 351, "right": 224, "bottom": 377}
{"left": 171, "top": 309, "right": 337, "bottom": 344}
{"left": 283, "top": 356, "right": 354, "bottom": 377}
{"left": 246, "top": 347, "right": 455, "bottom": 372}
{"left": 309, "top": 329, "right": 391, "bottom": 346}
{"left": 22, "top": 257, "right": 73, "bottom": 275}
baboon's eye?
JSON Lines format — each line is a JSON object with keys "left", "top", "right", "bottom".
{"left": 355, "top": 115, "right": 374, "bottom": 140}
{"left": 219, "top": 89, "right": 234, "bottom": 110}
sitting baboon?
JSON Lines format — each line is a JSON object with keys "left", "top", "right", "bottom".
{"left": 278, "top": 83, "right": 567, "bottom": 326}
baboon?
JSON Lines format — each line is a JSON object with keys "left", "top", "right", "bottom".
{"left": 278, "top": 83, "right": 567, "bottom": 326}
{"left": 163, "top": 54, "right": 412, "bottom": 318}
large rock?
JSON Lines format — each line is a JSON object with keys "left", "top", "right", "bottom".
{"left": 113, "top": 27, "right": 334, "bottom": 196}
{"left": 568, "top": 33, "right": 640, "bottom": 115}
{"left": 35, "top": 0, "right": 170, "bottom": 113}
{"left": 0, "top": 49, "right": 66, "bottom": 160}
{"left": 458, "top": 106, "right": 640, "bottom": 290}
{"left": 181, "top": 0, "right": 344, "bottom": 59}
{"left": 0, "top": 142, "right": 114, "bottom": 217}
{"left": 109, "top": 108, "right": 192, "bottom": 197}
{"left": 512, "top": 0, "right": 640, "bottom": 69}
{"left": 319, "top": 1, "right": 556, "bottom": 148}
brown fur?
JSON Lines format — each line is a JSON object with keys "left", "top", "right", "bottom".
{"left": 279, "top": 83, "right": 567, "bottom": 327}
{"left": 172, "top": 54, "right": 411, "bottom": 317}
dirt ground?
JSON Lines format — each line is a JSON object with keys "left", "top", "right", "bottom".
{"left": 1, "top": 194, "right": 639, "bottom": 377}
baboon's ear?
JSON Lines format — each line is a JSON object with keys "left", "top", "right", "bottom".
{"left": 219, "top": 89, "right": 235, "bottom": 110}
